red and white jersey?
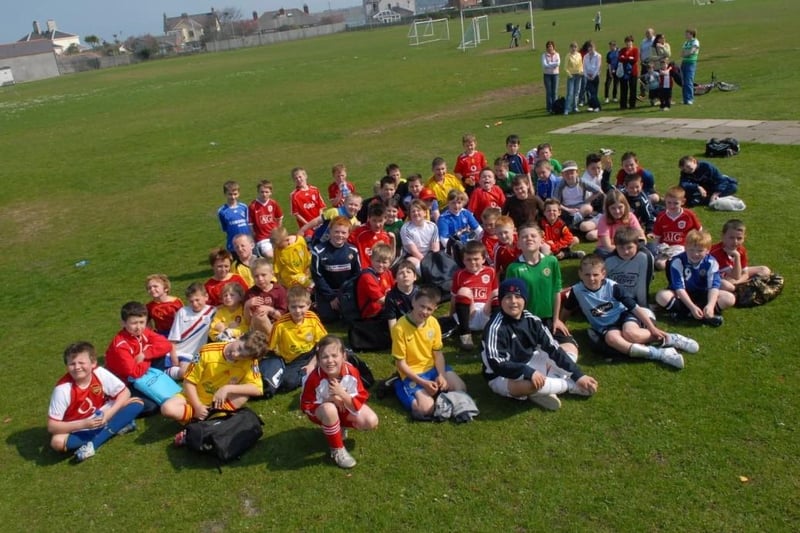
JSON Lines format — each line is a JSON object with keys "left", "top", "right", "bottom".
{"left": 290, "top": 186, "right": 326, "bottom": 236}
{"left": 349, "top": 225, "right": 392, "bottom": 268}
{"left": 300, "top": 362, "right": 368, "bottom": 417}
{"left": 454, "top": 151, "right": 488, "bottom": 185}
{"left": 249, "top": 199, "right": 284, "bottom": 242}
{"left": 48, "top": 367, "right": 126, "bottom": 422}
{"left": 452, "top": 266, "right": 498, "bottom": 305}
{"left": 653, "top": 208, "right": 703, "bottom": 246}
{"left": 467, "top": 186, "right": 506, "bottom": 220}
{"left": 710, "top": 243, "right": 749, "bottom": 278}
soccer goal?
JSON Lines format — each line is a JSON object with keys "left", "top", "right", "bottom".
{"left": 408, "top": 18, "right": 450, "bottom": 46}
{"left": 458, "top": 2, "right": 534, "bottom": 52}
{"left": 457, "top": 15, "right": 490, "bottom": 50}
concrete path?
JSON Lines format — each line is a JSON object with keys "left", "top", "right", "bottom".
{"left": 550, "top": 116, "right": 800, "bottom": 146}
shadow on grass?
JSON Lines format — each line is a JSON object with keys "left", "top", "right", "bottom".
{"left": 171, "top": 268, "right": 212, "bottom": 283}
{"left": 6, "top": 426, "right": 67, "bottom": 466}
{"left": 260, "top": 427, "right": 327, "bottom": 471}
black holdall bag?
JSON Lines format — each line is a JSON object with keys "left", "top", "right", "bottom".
{"left": 184, "top": 408, "right": 264, "bottom": 463}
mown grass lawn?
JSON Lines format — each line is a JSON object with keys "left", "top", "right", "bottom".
{"left": 0, "top": 0, "right": 798, "bottom": 530}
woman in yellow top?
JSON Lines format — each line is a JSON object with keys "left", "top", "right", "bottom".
{"left": 563, "top": 41, "right": 584, "bottom": 115}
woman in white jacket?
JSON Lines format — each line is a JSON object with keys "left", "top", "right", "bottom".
{"left": 541, "top": 40, "right": 560, "bottom": 114}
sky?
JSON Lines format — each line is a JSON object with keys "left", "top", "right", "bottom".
{"left": 2, "top": 1, "right": 359, "bottom": 44}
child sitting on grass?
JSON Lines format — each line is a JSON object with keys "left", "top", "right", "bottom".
{"left": 391, "top": 286, "right": 467, "bottom": 419}
{"left": 209, "top": 282, "right": 249, "bottom": 342}
{"left": 553, "top": 160, "right": 601, "bottom": 239}
{"left": 145, "top": 273, "right": 182, "bottom": 337}
{"left": 300, "top": 335, "right": 379, "bottom": 469}
{"left": 540, "top": 199, "right": 586, "bottom": 259}
{"left": 595, "top": 189, "right": 645, "bottom": 258}
{"left": 604, "top": 227, "right": 654, "bottom": 308}
{"left": 163, "top": 332, "right": 267, "bottom": 444}
{"left": 168, "top": 283, "right": 216, "bottom": 379}
{"left": 656, "top": 229, "right": 735, "bottom": 326}
{"left": 232, "top": 233, "right": 258, "bottom": 287}
{"left": 492, "top": 215, "right": 520, "bottom": 279}
{"left": 260, "top": 287, "right": 327, "bottom": 396}
{"left": 652, "top": 186, "right": 703, "bottom": 270}
{"left": 204, "top": 247, "right": 250, "bottom": 307}
{"left": 480, "top": 279, "right": 598, "bottom": 411}
{"left": 48, "top": 341, "right": 144, "bottom": 462}
{"left": 356, "top": 243, "right": 395, "bottom": 320}
{"left": 710, "top": 219, "right": 772, "bottom": 292}
{"left": 678, "top": 155, "right": 739, "bottom": 208}
{"left": 450, "top": 240, "right": 498, "bottom": 351}
{"left": 385, "top": 259, "right": 418, "bottom": 330}
{"left": 564, "top": 255, "right": 699, "bottom": 369}
{"left": 270, "top": 226, "right": 313, "bottom": 289}
{"left": 245, "top": 259, "right": 288, "bottom": 336}
{"left": 467, "top": 168, "right": 506, "bottom": 220}
{"left": 612, "top": 152, "right": 659, "bottom": 204}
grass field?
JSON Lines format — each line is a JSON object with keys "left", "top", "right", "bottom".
{"left": 1, "top": 0, "right": 798, "bottom": 530}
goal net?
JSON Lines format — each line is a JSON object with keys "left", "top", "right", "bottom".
{"left": 408, "top": 18, "right": 450, "bottom": 46}
{"left": 457, "top": 15, "right": 490, "bottom": 50}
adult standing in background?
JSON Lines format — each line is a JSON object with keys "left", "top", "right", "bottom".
{"left": 604, "top": 40, "right": 620, "bottom": 103}
{"left": 639, "top": 28, "right": 655, "bottom": 99}
{"left": 563, "top": 41, "right": 584, "bottom": 115}
{"left": 541, "top": 40, "right": 560, "bottom": 114}
{"left": 681, "top": 28, "right": 700, "bottom": 105}
{"left": 618, "top": 36, "right": 640, "bottom": 110}
{"left": 583, "top": 41, "right": 603, "bottom": 111}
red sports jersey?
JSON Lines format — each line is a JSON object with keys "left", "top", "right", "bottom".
{"left": 105, "top": 328, "right": 173, "bottom": 381}
{"left": 710, "top": 243, "right": 749, "bottom": 279}
{"left": 481, "top": 233, "right": 499, "bottom": 264}
{"left": 653, "top": 209, "right": 703, "bottom": 246}
{"left": 540, "top": 217, "right": 576, "bottom": 254}
{"left": 300, "top": 362, "right": 369, "bottom": 425}
{"left": 290, "top": 186, "right": 326, "bottom": 237}
{"left": 454, "top": 151, "right": 488, "bottom": 186}
{"left": 327, "top": 181, "right": 357, "bottom": 207}
{"left": 467, "top": 186, "right": 506, "bottom": 220}
{"left": 204, "top": 274, "right": 250, "bottom": 307}
{"left": 451, "top": 266, "right": 498, "bottom": 305}
{"left": 248, "top": 198, "right": 284, "bottom": 242}
{"left": 146, "top": 299, "right": 183, "bottom": 334}
{"left": 349, "top": 225, "right": 393, "bottom": 268}
{"left": 356, "top": 269, "right": 395, "bottom": 319}
{"left": 49, "top": 368, "right": 126, "bottom": 422}
{"left": 493, "top": 241, "right": 520, "bottom": 279}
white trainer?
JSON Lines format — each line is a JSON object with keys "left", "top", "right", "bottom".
{"left": 567, "top": 379, "right": 593, "bottom": 396}
{"left": 658, "top": 347, "right": 685, "bottom": 369}
{"left": 75, "top": 442, "right": 96, "bottom": 462}
{"left": 665, "top": 333, "right": 699, "bottom": 354}
{"left": 330, "top": 447, "right": 357, "bottom": 469}
{"left": 529, "top": 393, "right": 561, "bottom": 410}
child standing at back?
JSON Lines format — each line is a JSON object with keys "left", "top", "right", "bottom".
{"left": 300, "top": 335, "right": 379, "bottom": 469}
{"left": 327, "top": 163, "right": 357, "bottom": 208}
{"left": 248, "top": 179, "right": 284, "bottom": 259}
{"left": 454, "top": 133, "right": 488, "bottom": 194}
{"left": 48, "top": 341, "right": 144, "bottom": 462}
{"left": 290, "top": 167, "right": 327, "bottom": 240}
{"left": 710, "top": 219, "right": 772, "bottom": 292}
{"left": 218, "top": 180, "right": 252, "bottom": 255}
{"left": 426, "top": 157, "right": 465, "bottom": 206}
{"left": 652, "top": 186, "right": 703, "bottom": 270}
{"left": 502, "top": 134, "right": 532, "bottom": 190}
{"left": 145, "top": 274, "right": 182, "bottom": 337}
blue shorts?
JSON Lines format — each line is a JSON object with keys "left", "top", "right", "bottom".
{"left": 394, "top": 366, "right": 452, "bottom": 411}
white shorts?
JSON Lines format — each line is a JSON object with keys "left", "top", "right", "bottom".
{"left": 256, "top": 239, "right": 274, "bottom": 257}
{"left": 486, "top": 351, "right": 549, "bottom": 399}
{"left": 454, "top": 302, "right": 491, "bottom": 331}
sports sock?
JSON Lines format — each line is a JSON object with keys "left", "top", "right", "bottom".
{"left": 166, "top": 366, "right": 182, "bottom": 379}
{"left": 65, "top": 432, "right": 91, "bottom": 451}
{"left": 322, "top": 421, "right": 343, "bottom": 449}
{"left": 535, "top": 377, "right": 569, "bottom": 395}
{"left": 629, "top": 343, "right": 653, "bottom": 359}
{"left": 88, "top": 401, "right": 145, "bottom": 450}
{"left": 454, "top": 303, "right": 472, "bottom": 335}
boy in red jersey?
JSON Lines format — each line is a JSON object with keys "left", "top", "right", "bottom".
{"left": 145, "top": 274, "right": 182, "bottom": 336}
{"left": 248, "top": 179, "right": 284, "bottom": 258}
{"left": 327, "top": 163, "right": 357, "bottom": 208}
{"left": 710, "top": 219, "right": 772, "bottom": 292}
{"left": 245, "top": 259, "right": 288, "bottom": 335}
{"left": 480, "top": 207, "right": 502, "bottom": 264}
{"left": 450, "top": 240, "right": 499, "bottom": 350}
{"left": 356, "top": 243, "right": 395, "bottom": 320}
{"left": 492, "top": 215, "right": 520, "bottom": 279}
{"left": 48, "top": 341, "right": 144, "bottom": 462}
{"left": 290, "top": 166, "right": 326, "bottom": 240}
{"left": 203, "top": 247, "right": 250, "bottom": 306}
{"left": 653, "top": 186, "right": 703, "bottom": 270}
{"left": 105, "top": 301, "right": 175, "bottom": 415}
{"left": 454, "top": 133, "right": 488, "bottom": 193}
{"left": 349, "top": 203, "right": 394, "bottom": 268}
{"left": 467, "top": 167, "right": 506, "bottom": 220}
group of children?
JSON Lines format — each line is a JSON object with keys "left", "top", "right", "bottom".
{"left": 48, "top": 133, "right": 770, "bottom": 468}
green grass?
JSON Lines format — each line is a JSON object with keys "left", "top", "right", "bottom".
{"left": 1, "top": 0, "right": 799, "bottom": 530}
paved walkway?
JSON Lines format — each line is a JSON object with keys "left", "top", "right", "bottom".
{"left": 550, "top": 117, "right": 800, "bottom": 146}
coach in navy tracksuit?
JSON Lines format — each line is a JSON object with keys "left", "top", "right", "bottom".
{"left": 311, "top": 216, "right": 361, "bottom": 322}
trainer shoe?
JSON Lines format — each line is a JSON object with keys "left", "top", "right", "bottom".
{"left": 529, "top": 393, "right": 561, "bottom": 411}
{"left": 704, "top": 315, "right": 723, "bottom": 327}
{"left": 604, "top": 97, "right": 610, "bottom": 103}
{"left": 664, "top": 333, "right": 699, "bottom": 354}
{"left": 330, "top": 447, "right": 357, "bottom": 469}
{"left": 173, "top": 429, "right": 187, "bottom": 447}
{"left": 567, "top": 379, "right": 594, "bottom": 396}
{"left": 75, "top": 442, "right": 96, "bottom": 462}
{"left": 459, "top": 334, "right": 475, "bottom": 351}
{"left": 657, "top": 347, "right": 684, "bottom": 369}
{"left": 116, "top": 421, "right": 137, "bottom": 435}
{"left": 567, "top": 249, "right": 586, "bottom": 259}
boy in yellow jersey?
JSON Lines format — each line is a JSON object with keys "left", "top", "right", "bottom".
{"left": 426, "top": 156, "right": 465, "bottom": 206}
{"left": 259, "top": 286, "right": 327, "bottom": 396}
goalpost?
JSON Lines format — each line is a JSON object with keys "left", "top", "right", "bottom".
{"left": 459, "top": 1, "right": 534, "bottom": 52}
{"left": 408, "top": 18, "right": 450, "bottom": 46}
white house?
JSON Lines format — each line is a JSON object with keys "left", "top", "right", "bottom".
{"left": 18, "top": 20, "right": 80, "bottom": 55}
{"left": 363, "top": 0, "right": 416, "bottom": 20}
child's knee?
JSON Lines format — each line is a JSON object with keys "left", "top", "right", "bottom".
{"left": 412, "top": 394, "right": 434, "bottom": 416}
{"left": 455, "top": 287, "right": 473, "bottom": 302}
{"left": 50, "top": 434, "right": 67, "bottom": 452}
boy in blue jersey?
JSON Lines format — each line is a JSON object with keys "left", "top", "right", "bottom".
{"left": 564, "top": 255, "right": 699, "bottom": 369}
{"left": 656, "top": 229, "right": 735, "bottom": 326}
{"left": 218, "top": 180, "right": 252, "bottom": 254}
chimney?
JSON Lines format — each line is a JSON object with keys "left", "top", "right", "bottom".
{"left": 279, "top": 8, "right": 285, "bottom": 15}
{"left": 253, "top": 11, "right": 258, "bottom": 20}
{"left": 303, "top": 4, "right": 309, "bottom": 14}
{"left": 33, "top": 20, "right": 41, "bottom": 34}
{"left": 46, "top": 19, "right": 57, "bottom": 32}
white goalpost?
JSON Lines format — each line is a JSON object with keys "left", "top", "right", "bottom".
{"left": 408, "top": 18, "right": 450, "bottom": 46}
{"left": 459, "top": 1, "right": 534, "bottom": 52}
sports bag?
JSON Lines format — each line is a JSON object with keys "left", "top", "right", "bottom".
{"left": 347, "top": 319, "right": 391, "bottom": 353}
{"left": 184, "top": 408, "right": 264, "bottom": 462}
{"left": 420, "top": 251, "right": 459, "bottom": 294}
{"left": 734, "top": 274, "right": 784, "bottom": 308}
{"left": 705, "top": 137, "right": 740, "bottom": 158}
{"left": 338, "top": 268, "right": 378, "bottom": 323}
{"left": 130, "top": 367, "right": 181, "bottom": 405}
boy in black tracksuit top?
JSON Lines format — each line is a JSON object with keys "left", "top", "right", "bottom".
{"left": 311, "top": 216, "right": 361, "bottom": 323}
{"left": 479, "top": 278, "right": 598, "bottom": 411}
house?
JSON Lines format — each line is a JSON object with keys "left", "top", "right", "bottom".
{"left": 18, "top": 20, "right": 80, "bottom": 55}
{"left": 163, "top": 11, "right": 221, "bottom": 44}
{"left": 0, "top": 40, "right": 60, "bottom": 83}
{"left": 364, "top": 0, "right": 416, "bottom": 21}
{"left": 258, "top": 6, "right": 322, "bottom": 32}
